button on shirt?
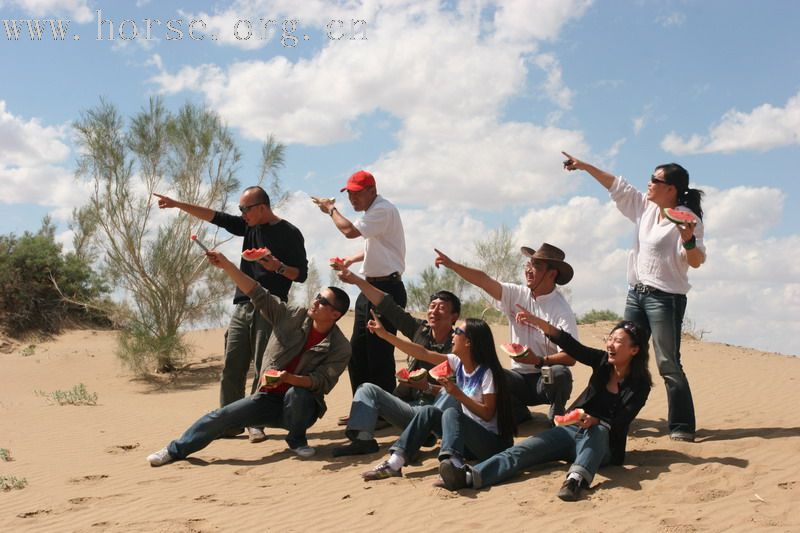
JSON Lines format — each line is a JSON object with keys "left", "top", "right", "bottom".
{"left": 495, "top": 282, "right": 578, "bottom": 374}
{"left": 353, "top": 194, "right": 406, "bottom": 277}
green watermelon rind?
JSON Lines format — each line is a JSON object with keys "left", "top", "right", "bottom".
{"left": 500, "top": 343, "right": 531, "bottom": 360}
{"left": 264, "top": 369, "right": 281, "bottom": 383}
{"left": 241, "top": 247, "right": 270, "bottom": 262}
{"left": 408, "top": 368, "right": 428, "bottom": 382}
{"left": 663, "top": 208, "right": 696, "bottom": 225}
{"left": 429, "top": 361, "right": 456, "bottom": 382}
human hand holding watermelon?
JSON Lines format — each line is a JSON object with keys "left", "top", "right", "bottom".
{"left": 329, "top": 256, "right": 346, "bottom": 270}
{"left": 500, "top": 343, "right": 531, "bottom": 360}
{"left": 554, "top": 408, "right": 586, "bottom": 427}
{"left": 259, "top": 369, "right": 285, "bottom": 390}
{"left": 241, "top": 247, "right": 271, "bottom": 262}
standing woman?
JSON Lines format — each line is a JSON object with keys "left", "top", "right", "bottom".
{"left": 562, "top": 152, "right": 706, "bottom": 442}
{"left": 361, "top": 315, "right": 516, "bottom": 481}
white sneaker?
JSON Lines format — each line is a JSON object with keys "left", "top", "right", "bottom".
{"left": 247, "top": 427, "right": 267, "bottom": 443}
{"left": 290, "top": 445, "right": 316, "bottom": 458}
{"left": 147, "top": 447, "right": 174, "bottom": 467}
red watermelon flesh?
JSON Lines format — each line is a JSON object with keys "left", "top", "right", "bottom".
{"left": 663, "top": 207, "right": 696, "bottom": 225}
{"left": 409, "top": 368, "right": 428, "bottom": 381}
{"left": 264, "top": 369, "right": 281, "bottom": 383}
{"left": 241, "top": 247, "right": 271, "bottom": 261}
{"left": 554, "top": 408, "right": 585, "bottom": 426}
{"left": 329, "top": 256, "right": 346, "bottom": 269}
{"left": 430, "top": 360, "right": 455, "bottom": 381}
{"left": 395, "top": 368, "right": 411, "bottom": 382}
{"left": 500, "top": 343, "right": 530, "bottom": 359}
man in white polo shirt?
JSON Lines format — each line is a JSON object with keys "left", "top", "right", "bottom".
{"left": 434, "top": 243, "right": 578, "bottom": 424}
{"left": 314, "top": 170, "right": 407, "bottom": 402}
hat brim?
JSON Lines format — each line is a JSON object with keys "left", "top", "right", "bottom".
{"left": 520, "top": 246, "right": 574, "bottom": 285}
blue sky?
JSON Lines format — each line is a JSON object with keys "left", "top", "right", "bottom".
{"left": 1, "top": 0, "right": 798, "bottom": 355}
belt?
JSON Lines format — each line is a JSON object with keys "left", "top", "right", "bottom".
{"left": 366, "top": 272, "right": 402, "bottom": 283}
{"left": 632, "top": 283, "right": 664, "bottom": 295}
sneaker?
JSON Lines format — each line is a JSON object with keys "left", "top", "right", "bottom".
{"left": 332, "top": 438, "right": 379, "bottom": 458}
{"left": 670, "top": 431, "right": 695, "bottom": 442}
{"left": 439, "top": 459, "right": 469, "bottom": 490}
{"left": 362, "top": 461, "right": 402, "bottom": 481}
{"left": 290, "top": 445, "right": 316, "bottom": 458}
{"left": 557, "top": 477, "right": 583, "bottom": 501}
{"left": 147, "top": 447, "right": 174, "bottom": 467}
{"left": 247, "top": 427, "right": 267, "bottom": 443}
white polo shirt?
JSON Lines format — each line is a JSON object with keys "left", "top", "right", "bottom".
{"left": 353, "top": 194, "right": 406, "bottom": 277}
{"left": 495, "top": 283, "right": 578, "bottom": 374}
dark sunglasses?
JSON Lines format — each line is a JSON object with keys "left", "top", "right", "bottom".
{"left": 618, "top": 322, "right": 641, "bottom": 342}
{"left": 650, "top": 175, "right": 668, "bottom": 185}
{"left": 453, "top": 326, "right": 466, "bottom": 336}
{"left": 239, "top": 202, "right": 265, "bottom": 214}
{"left": 314, "top": 293, "right": 344, "bottom": 313}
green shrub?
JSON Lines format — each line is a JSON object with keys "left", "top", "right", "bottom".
{"left": 35, "top": 383, "right": 98, "bottom": 406}
{"left": 578, "top": 309, "right": 622, "bottom": 325}
{"left": 0, "top": 448, "right": 11, "bottom": 461}
{"left": 0, "top": 476, "right": 27, "bottom": 491}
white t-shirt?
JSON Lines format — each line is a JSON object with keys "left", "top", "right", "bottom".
{"left": 609, "top": 176, "right": 706, "bottom": 294}
{"left": 495, "top": 283, "right": 578, "bottom": 374}
{"left": 353, "top": 194, "right": 406, "bottom": 277}
{"left": 446, "top": 354, "right": 498, "bottom": 434}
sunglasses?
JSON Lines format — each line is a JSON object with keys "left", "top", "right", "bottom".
{"left": 453, "top": 326, "right": 466, "bottom": 336}
{"left": 239, "top": 202, "right": 265, "bottom": 214}
{"left": 314, "top": 293, "right": 344, "bottom": 313}
{"left": 650, "top": 175, "right": 668, "bottom": 185}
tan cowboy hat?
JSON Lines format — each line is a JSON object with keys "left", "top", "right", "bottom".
{"left": 520, "top": 243, "right": 574, "bottom": 285}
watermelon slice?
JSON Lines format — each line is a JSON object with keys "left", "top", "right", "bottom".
{"left": 500, "top": 343, "right": 530, "bottom": 360}
{"left": 395, "top": 368, "right": 411, "bottom": 382}
{"left": 429, "top": 360, "right": 455, "bottom": 382}
{"left": 263, "top": 369, "right": 281, "bottom": 384}
{"left": 241, "top": 247, "right": 271, "bottom": 261}
{"left": 329, "top": 256, "right": 346, "bottom": 269}
{"left": 409, "top": 368, "right": 428, "bottom": 382}
{"left": 190, "top": 234, "right": 209, "bottom": 252}
{"left": 663, "top": 207, "right": 696, "bottom": 226}
{"left": 554, "top": 408, "right": 586, "bottom": 427}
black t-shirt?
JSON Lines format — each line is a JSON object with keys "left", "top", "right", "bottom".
{"left": 211, "top": 212, "right": 308, "bottom": 303}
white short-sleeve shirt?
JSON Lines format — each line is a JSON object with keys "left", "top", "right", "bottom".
{"left": 352, "top": 195, "right": 406, "bottom": 277}
{"left": 446, "top": 354, "right": 498, "bottom": 434}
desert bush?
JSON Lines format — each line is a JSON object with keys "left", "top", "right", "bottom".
{"left": 0, "top": 218, "right": 111, "bottom": 337}
{"left": 578, "top": 309, "right": 623, "bottom": 325}
{"left": 0, "top": 476, "right": 27, "bottom": 491}
{"left": 35, "top": 383, "right": 98, "bottom": 406}
{"left": 0, "top": 448, "right": 11, "bottom": 461}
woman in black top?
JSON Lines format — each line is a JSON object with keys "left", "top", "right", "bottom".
{"left": 440, "top": 314, "right": 652, "bottom": 501}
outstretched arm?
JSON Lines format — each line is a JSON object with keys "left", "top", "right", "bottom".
{"left": 561, "top": 151, "right": 616, "bottom": 191}
{"left": 367, "top": 311, "right": 447, "bottom": 366}
{"left": 312, "top": 196, "right": 362, "bottom": 239}
{"left": 154, "top": 193, "right": 215, "bottom": 222}
{"left": 206, "top": 250, "right": 258, "bottom": 294}
{"left": 434, "top": 248, "right": 502, "bottom": 301}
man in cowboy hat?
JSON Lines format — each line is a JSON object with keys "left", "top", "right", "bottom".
{"left": 434, "top": 243, "right": 578, "bottom": 423}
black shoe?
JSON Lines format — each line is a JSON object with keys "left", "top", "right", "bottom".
{"left": 331, "top": 439, "right": 379, "bottom": 457}
{"left": 557, "top": 477, "right": 583, "bottom": 501}
{"left": 439, "top": 459, "right": 469, "bottom": 491}
{"left": 422, "top": 433, "right": 438, "bottom": 447}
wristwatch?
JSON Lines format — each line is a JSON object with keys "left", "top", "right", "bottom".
{"left": 276, "top": 262, "right": 287, "bottom": 276}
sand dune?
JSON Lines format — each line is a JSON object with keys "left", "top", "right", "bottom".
{"left": 1, "top": 318, "right": 798, "bottom": 532}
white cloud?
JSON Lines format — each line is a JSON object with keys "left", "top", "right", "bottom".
{"left": 5, "top": 0, "right": 93, "bottom": 23}
{"left": 657, "top": 12, "right": 686, "bottom": 28}
{"left": 661, "top": 91, "right": 800, "bottom": 154}
{"left": 534, "top": 52, "right": 574, "bottom": 110}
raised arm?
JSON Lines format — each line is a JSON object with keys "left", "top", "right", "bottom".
{"left": 206, "top": 250, "right": 257, "bottom": 293}
{"left": 434, "top": 248, "right": 502, "bottom": 301}
{"left": 562, "top": 151, "right": 616, "bottom": 191}
{"left": 312, "top": 196, "right": 362, "bottom": 239}
{"left": 154, "top": 193, "right": 215, "bottom": 222}
{"left": 367, "top": 311, "right": 447, "bottom": 366}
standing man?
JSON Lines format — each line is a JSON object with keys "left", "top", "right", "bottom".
{"left": 155, "top": 186, "right": 308, "bottom": 441}
{"left": 313, "top": 170, "right": 407, "bottom": 408}
{"left": 434, "top": 243, "right": 578, "bottom": 424}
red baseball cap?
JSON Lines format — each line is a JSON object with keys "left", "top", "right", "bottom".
{"left": 340, "top": 170, "right": 376, "bottom": 192}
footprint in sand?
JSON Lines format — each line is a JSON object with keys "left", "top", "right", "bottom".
{"left": 17, "top": 509, "right": 52, "bottom": 519}
{"left": 105, "top": 443, "right": 140, "bottom": 454}
{"left": 68, "top": 474, "right": 109, "bottom": 484}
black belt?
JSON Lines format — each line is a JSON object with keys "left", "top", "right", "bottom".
{"left": 366, "top": 272, "right": 402, "bottom": 283}
{"left": 632, "top": 283, "right": 665, "bottom": 295}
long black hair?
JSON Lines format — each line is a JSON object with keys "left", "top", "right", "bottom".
{"left": 462, "top": 318, "right": 517, "bottom": 441}
{"left": 611, "top": 320, "right": 653, "bottom": 387}
{"left": 656, "top": 163, "right": 704, "bottom": 220}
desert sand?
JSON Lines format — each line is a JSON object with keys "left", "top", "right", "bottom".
{"left": 1, "top": 317, "right": 798, "bottom": 532}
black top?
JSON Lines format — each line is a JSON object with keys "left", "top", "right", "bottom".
{"left": 549, "top": 330, "right": 651, "bottom": 465}
{"left": 211, "top": 211, "right": 308, "bottom": 303}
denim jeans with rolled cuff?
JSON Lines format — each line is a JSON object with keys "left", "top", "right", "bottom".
{"left": 505, "top": 366, "right": 573, "bottom": 424}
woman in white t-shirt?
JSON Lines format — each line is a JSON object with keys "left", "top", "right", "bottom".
{"left": 362, "top": 316, "right": 516, "bottom": 482}
{"left": 562, "top": 151, "right": 706, "bottom": 442}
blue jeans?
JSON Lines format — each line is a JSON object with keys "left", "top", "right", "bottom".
{"left": 505, "top": 367, "right": 573, "bottom": 423}
{"left": 346, "top": 383, "right": 458, "bottom": 441}
{"left": 167, "top": 387, "right": 319, "bottom": 459}
{"left": 390, "top": 406, "right": 511, "bottom": 463}
{"left": 470, "top": 424, "right": 611, "bottom": 489}
{"left": 220, "top": 302, "right": 273, "bottom": 407}
{"left": 625, "top": 288, "right": 695, "bottom": 435}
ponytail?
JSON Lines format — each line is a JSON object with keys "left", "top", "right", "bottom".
{"left": 656, "top": 163, "right": 704, "bottom": 220}
{"left": 679, "top": 187, "right": 704, "bottom": 220}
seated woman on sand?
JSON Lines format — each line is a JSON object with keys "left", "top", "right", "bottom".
{"left": 438, "top": 312, "right": 652, "bottom": 501}
{"left": 361, "top": 314, "right": 516, "bottom": 483}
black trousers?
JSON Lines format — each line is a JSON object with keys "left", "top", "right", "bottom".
{"left": 348, "top": 277, "right": 407, "bottom": 395}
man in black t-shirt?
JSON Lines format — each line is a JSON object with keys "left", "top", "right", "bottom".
{"left": 155, "top": 186, "right": 308, "bottom": 440}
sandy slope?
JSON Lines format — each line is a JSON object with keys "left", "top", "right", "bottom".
{"left": 1, "top": 318, "right": 798, "bottom": 532}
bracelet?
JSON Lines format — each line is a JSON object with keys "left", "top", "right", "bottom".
{"left": 276, "top": 262, "right": 287, "bottom": 276}
{"left": 682, "top": 235, "right": 697, "bottom": 250}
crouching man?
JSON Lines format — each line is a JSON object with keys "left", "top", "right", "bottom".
{"left": 147, "top": 250, "right": 351, "bottom": 466}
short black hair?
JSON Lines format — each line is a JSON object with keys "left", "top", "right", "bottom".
{"left": 431, "top": 290, "right": 461, "bottom": 315}
{"left": 243, "top": 185, "right": 271, "bottom": 208}
{"left": 328, "top": 286, "right": 350, "bottom": 316}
